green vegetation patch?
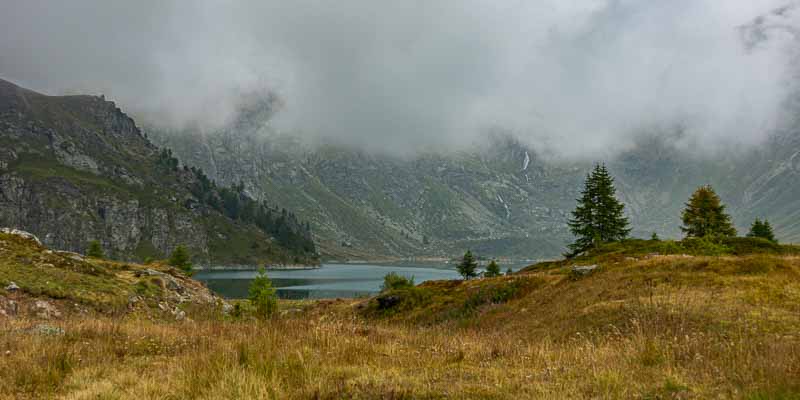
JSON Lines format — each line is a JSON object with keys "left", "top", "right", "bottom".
{"left": 363, "top": 276, "right": 545, "bottom": 322}
{"left": 0, "top": 233, "right": 131, "bottom": 311}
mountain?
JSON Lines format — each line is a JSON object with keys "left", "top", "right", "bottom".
{"left": 0, "top": 79, "right": 317, "bottom": 265}
{"left": 147, "top": 100, "right": 800, "bottom": 260}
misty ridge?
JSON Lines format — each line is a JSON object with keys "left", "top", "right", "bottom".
{"left": 2, "top": 1, "right": 800, "bottom": 159}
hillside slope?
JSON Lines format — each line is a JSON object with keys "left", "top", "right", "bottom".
{"left": 0, "top": 79, "right": 317, "bottom": 265}
{"left": 2, "top": 234, "right": 799, "bottom": 398}
{"left": 150, "top": 111, "right": 800, "bottom": 260}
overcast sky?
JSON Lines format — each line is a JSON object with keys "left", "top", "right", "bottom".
{"left": 1, "top": 1, "right": 798, "bottom": 157}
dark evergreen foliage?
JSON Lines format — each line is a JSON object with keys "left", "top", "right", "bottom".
{"left": 681, "top": 185, "right": 736, "bottom": 238}
{"left": 457, "top": 250, "right": 479, "bottom": 280}
{"left": 747, "top": 218, "right": 776, "bottom": 243}
{"left": 168, "top": 245, "right": 193, "bottom": 274}
{"left": 86, "top": 240, "right": 104, "bottom": 259}
{"left": 484, "top": 260, "right": 501, "bottom": 277}
{"left": 567, "top": 164, "right": 631, "bottom": 256}
{"left": 156, "top": 148, "right": 317, "bottom": 259}
{"left": 248, "top": 268, "right": 277, "bottom": 318}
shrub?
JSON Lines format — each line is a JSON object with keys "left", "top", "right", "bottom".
{"left": 248, "top": 268, "right": 277, "bottom": 319}
{"left": 381, "top": 272, "right": 414, "bottom": 292}
{"left": 681, "top": 236, "right": 731, "bottom": 256}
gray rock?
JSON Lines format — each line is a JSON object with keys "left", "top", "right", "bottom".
{"left": 4, "top": 282, "right": 19, "bottom": 292}
{"left": 571, "top": 265, "right": 598, "bottom": 276}
{"left": 33, "top": 300, "right": 62, "bottom": 319}
{"left": 0, "top": 228, "right": 41, "bottom": 245}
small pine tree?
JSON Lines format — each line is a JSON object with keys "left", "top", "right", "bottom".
{"left": 248, "top": 268, "right": 277, "bottom": 319}
{"left": 651, "top": 232, "right": 660, "bottom": 241}
{"left": 484, "top": 260, "right": 501, "bottom": 278}
{"left": 506, "top": 267, "right": 513, "bottom": 276}
{"left": 747, "top": 218, "right": 776, "bottom": 243}
{"left": 567, "top": 164, "right": 631, "bottom": 256}
{"left": 86, "top": 240, "right": 104, "bottom": 259}
{"left": 168, "top": 245, "right": 193, "bottom": 274}
{"left": 681, "top": 185, "right": 736, "bottom": 238}
{"left": 457, "top": 250, "right": 478, "bottom": 280}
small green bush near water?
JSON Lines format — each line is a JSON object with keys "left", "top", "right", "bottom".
{"left": 381, "top": 272, "right": 415, "bottom": 292}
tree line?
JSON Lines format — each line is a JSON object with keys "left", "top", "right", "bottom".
{"left": 157, "top": 148, "right": 317, "bottom": 257}
{"left": 452, "top": 163, "right": 777, "bottom": 280}
{"left": 565, "top": 163, "right": 775, "bottom": 256}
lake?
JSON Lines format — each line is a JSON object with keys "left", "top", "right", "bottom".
{"left": 195, "top": 263, "right": 506, "bottom": 299}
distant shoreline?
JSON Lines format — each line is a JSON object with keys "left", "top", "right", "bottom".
{"left": 194, "top": 264, "right": 322, "bottom": 271}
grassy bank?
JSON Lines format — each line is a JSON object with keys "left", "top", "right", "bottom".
{"left": 2, "top": 235, "right": 800, "bottom": 398}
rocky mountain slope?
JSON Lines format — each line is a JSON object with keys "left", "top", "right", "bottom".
{"left": 148, "top": 106, "right": 800, "bottom": 260}
{"left": 0, "top": 229, "right": 225, "bottom": 321}
{"left": 0, "top": 79, "right": 317, "bottom": 265}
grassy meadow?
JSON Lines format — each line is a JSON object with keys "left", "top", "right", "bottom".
{"left": 3, "top": 236, "right": 800, "bottom": 398}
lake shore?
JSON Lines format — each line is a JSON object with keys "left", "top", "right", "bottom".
{"left": 194, "top": 264, "right": 322, "bottom": 271}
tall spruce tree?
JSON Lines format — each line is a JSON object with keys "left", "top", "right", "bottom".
{"left": 681, "top": 185, "right": 736, "bottom": 238}
{"left": 457, "top": 250, "right": 478, "bottom": 280}
{"left": 567, "top": 164, "right": 630, "bottom": 255}
{"left": 747, "top": 218, "right": 776, "bottom": 242}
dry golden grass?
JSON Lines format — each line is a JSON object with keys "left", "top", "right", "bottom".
{"left": 2, "top": 254, "right": 800, "bottom": 399}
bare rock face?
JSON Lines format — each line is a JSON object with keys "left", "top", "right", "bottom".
{"left": 32, "top": 300, "right": 62, "bottom": 319}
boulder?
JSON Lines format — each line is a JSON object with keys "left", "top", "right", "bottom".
{"left": 32, "top": 300, "right": 62, "bottom": 319}
{"left": 571, "top": 265, "right": 598, "bottom": 276}
{"left": 0, "top": 228, "right": 42, "bottom": 245}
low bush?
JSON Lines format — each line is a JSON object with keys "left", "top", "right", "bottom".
{"left": 380, "top": 272, "right": 415, "bottom": 292}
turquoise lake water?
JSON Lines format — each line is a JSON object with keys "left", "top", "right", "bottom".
{"left": 195, "top": 263, "right": 517, "bottom": 299}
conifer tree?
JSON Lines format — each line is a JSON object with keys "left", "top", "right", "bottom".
{"left": 86, "top": 240, "right": 104, "bottom": 259}
{"left": 249, "top": 267, "right": 277, "bottom": 319}
{"left": 567, "top": 164, "right": 630, "bottom": 255}
{"left": 681, "top": 185, "right": 736, "bottom": 238}
{"left": 457, "top": 250, "right": 478, "bottom": 280}
{"left": 484, "top": 260, "right": 501, "bottom": 278}
{"left": 747, "top": 218, "right": 776, "bottom": 242}
{"left": 169, "top": 245, "right": 193, "bottom": 274}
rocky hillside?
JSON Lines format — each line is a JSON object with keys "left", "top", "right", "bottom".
{"left": 0, "top": 79, "right": 317, "bottom": 265}
{"left": 0, "top": 229, "right": 226, "bottom": 321}
{"left": 149, "top": 105, "right": 800, "bottom": 260}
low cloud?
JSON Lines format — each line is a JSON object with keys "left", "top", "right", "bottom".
{"left": 1, "top": 1, "right": 797, "bottom": 157}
